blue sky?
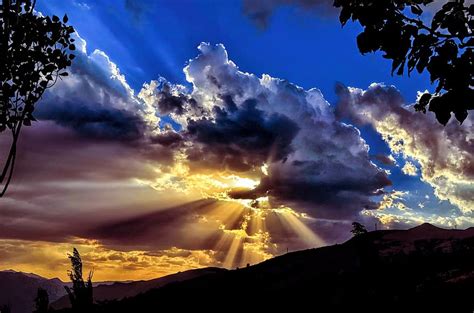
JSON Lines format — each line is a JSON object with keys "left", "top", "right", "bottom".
{"left": 36, "top": 0, "right": 463, "bottom": 220}
{"left": 39, "top": 0, "right": 432, "bottom": 97}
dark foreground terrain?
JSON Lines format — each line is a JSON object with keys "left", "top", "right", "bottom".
{"left": 0, "top": 271, "right": 65, "bottom": 313}
{"left": 59, "top": 224, "right": 474, "bottom": 313}
{"left": 0, "top": 268, "right": 225, "bottom": 313}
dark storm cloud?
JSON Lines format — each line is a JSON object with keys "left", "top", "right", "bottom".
{"left": 138, "top": 79, "right": 207, "bottom": 121}
{"left": 186, "top": 98, "right": 300, "bottom": 172}
{"left": 242, "top": 0, "right": 338, "bottom": 28}
{"left": 36, "top": 100, "right": 145, "bottom": 141}
{"left": 153, "top": 81, "right": 200, "bottom": 116}
{"left": 0, "top": 121, "right": 177, "bottom": 245}
{"left": 163, "top": 43, "right": 391, "bottom": 219}
{"left": 230, "top": 156, "right": 391, "bottom": 218}
{"left": 88, "top": 199, "right": 221, "bottom": 251}
{"left": 35, "top": 34, "right": 152, "bottom": 142}
{"left": 151, "top": 130, "right": 183, "bottom": 147}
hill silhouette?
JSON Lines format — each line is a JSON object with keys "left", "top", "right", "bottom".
{"left": 51, "top": 267, "right": 225, "bottom": 310}
{"left": 62, "top": 224, "right": 474, "bottom": 313}
{"left": 0, "top": 270, "right": 65, "bottom": 313}
{"left": 0, "top": 268, "right": 225, "bottom": 313}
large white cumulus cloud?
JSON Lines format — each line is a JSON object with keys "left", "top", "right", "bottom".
{"left": 139, "top": 43, "right": 391, "bottom": 219}
{"left": 36, "top": 33, "right": 159, "bottom": 141}
{"left": 337, "top": 83, "right": 474, "bottom": 215}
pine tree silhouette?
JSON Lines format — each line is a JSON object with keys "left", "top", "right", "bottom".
{"left": 64, "top": 248, "right": 94, "bottom": 313}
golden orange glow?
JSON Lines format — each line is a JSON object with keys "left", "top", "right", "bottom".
{"left": 0, "top": 239, "right": 217, "bottom": 281}
{"left": 0, "top": 194, "right": 324, "bottom": 280}
{"left": 134, "top": 154, "right": 261, "bottom": 201}
{"left": 272, "top": 207, "right": 324, "bottom": 247}
{"left": 207, "top": 196, "right": 323, "bottom": 269}
{"left": 0, "top": 150, "right": 324, "bottom": 280}
{"left": 261, "top": 163, "right": 269, "bottom": 176}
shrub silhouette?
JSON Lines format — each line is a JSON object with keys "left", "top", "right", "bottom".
{"left": 33, "top": 288, "right": 49, "bottom": 313}
{"left": 64, "top": 248, "right": 94, "bottom": 313}
{"left": 351, "top": 222, "right": 368, "bottom": 237}
{"left": 0, "top": 0, "right": 75, "bottom": 197}
{"left": 335, "top": 0, "right": 474, "bottom": 125}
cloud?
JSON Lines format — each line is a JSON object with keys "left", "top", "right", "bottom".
{"left": 36, "top": 101, "right": 145, "bottom": 141}
{"left": 87, "top": 197, "right": 281, "bottom": 268}
{"left": 242, "top": 0, "right": 337, "bottom": 28}
{"left": 186, "top": 98, "right": 300, "bottom": 172}
{"left": 402, "top": 161, "right": 418, "bottom": 176}
{"left": 425, "top": 0, "right": 474, "bottom": 13}
{"left": 140, "top": 43, "right": 391, "bottom": 219}
{"left": 0, "top": 39, "right": 397, "bottom": 279}
{"left": 0, "top": 32, "right": 184, "bottom": 245}
{"left": 373, "top": 154, "right": 396, "bottom": 166}
{"left": 124, "top": 0, "right": 151, "bottom": 22}
{"left": 35, "top": 33, "right": 157, "bottom": 142}
{"left": 73, "top": 1, "right": 91, "bottom": 10}
{"left": 337, "top": 83, "right": 474, "bottom": 215}
{"left": 363, "top": 193, "right": 474, "bottom": 231}
{"left": 242, "top": 0, "right": 474, "bottom": 28}
{"left": 0, "top": 238, "right": 218, "bottom": 281}
{"left": 138, "top": 79, "right": 203, "bottom": 119}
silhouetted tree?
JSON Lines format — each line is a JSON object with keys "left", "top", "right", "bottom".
{"left": 334, "top": 0, "right": 474, "bottom": 125}
{"left": 351, "top": 222, "right": 368, "bottom": 237}
{"left": 33, "top": 288, "right": 49, "bottom": 313}
{"left": 0, "top": 0, "right": 75, "bottom": 197}
{"left": 65, "top": 248, "right": 94, "bottom": 312}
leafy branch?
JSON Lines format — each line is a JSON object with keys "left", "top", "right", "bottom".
{"left": 335, "top": 0, "right": 474, "bottom": 125}
{"left": 0, "top": 0, "right": 75, "bottom": 196}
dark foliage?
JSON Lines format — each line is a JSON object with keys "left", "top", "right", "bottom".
{"left": 64, "top": 248, "right": 93, "bottom": 313}
{"left": 351, "top": 221, "right": 368, "bottom": 236}
{"left": 0, "top": 0, "right": 75, "bottom": 196}
{"left": 33, "top": 288, "right": 49, "bottom": 313}
{"left": 335, "top": 0, "right": 474, "bottom": 125}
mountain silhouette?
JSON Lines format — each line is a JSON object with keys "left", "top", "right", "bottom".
{"left": 0, "top": 267, "right": 225, "bottom": 313}
{"left": 51, "top": 267, "right": 225, "bottom": 310}
{"left": 62, "top": 224, "right": 474, "bottom": 313}
{"left": 0, "top": 270, "right": 66, "bottom": 313}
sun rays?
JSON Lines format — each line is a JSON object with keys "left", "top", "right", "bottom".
{"left": 204, "top": 196, "right": 325, "bottom": 269}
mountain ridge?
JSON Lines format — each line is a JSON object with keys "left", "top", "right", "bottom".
{"left": 0, "top": 267, "right": 226, "bottom": 313}
{"left": 2, "top": 224, "right": 473, "bottom": 313}
{"left": 79, "top": 224, "right": 474, "bottom": 313}
{"left": 0, "top": 271, "right": 66, "bottom": 313}
{"left": 50, "top": 267, "right": 226, "bottom": 310}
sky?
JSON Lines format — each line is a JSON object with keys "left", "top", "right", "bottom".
{"left": 0, "top": 0, "right": 472, "bottom": 281}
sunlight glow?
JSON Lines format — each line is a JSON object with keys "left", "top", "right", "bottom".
{"left": 137, "top": 157, "right": 322, "bottom": 270}
{"left": 206, "top": 196, "right": 322, "bottom": 269}
{"left": 261, "top": 163, "right": 269, "bottom": 176}
{"left": 225, "top": 175, "right": 260, "bottom": 190}
{"left": 273, "top": 207, "right": 325, "bottom": 247}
